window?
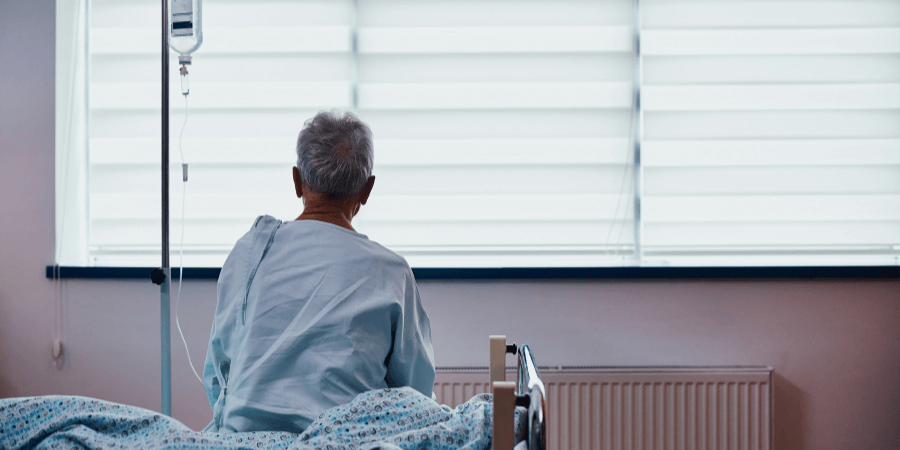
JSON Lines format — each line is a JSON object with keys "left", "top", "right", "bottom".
{"left": 55, "top": 0, "right": 900, "bottom": 269}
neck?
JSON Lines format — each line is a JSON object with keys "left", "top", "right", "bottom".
{"left": 296, "top": 201, "right": 358, "bottom": 232}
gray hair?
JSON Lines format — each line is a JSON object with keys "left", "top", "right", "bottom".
{"left": 296, "top": 110, "right": 374, "bottom": 199}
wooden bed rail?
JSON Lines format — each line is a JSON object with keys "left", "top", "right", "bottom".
{"left": 489, "top": 335, "right": 510, "bottom": 385}
{"left": 491, "top": 335, "right": 519, "bottom": 450}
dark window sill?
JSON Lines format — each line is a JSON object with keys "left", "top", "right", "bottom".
{"left": 46, "top": 265, "right": 900, "bottom": 280}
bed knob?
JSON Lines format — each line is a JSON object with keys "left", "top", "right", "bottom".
{"left": 515, "top": 394, "right": 530, "bottom": 408}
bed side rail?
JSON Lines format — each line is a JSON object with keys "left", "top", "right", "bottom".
{"left": 490, "top": 336, "right": 546, "bottom": 450}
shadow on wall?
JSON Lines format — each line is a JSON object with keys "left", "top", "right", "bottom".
{"left": 774, "top": 372, "right": 808, "bottom": 450}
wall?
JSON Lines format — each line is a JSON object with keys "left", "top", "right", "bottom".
{"left": 1, "top": 1, "right": 899, "bottom": 449}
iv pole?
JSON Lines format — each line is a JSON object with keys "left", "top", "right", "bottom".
{"left": 158, "top": 0, "right": 173, "bottom": 417}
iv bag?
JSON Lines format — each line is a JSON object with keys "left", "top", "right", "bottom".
{"left": 170, "top": 0, "right": 202, "bottom": 63}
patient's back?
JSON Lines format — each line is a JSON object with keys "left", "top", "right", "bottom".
{"left": 203, "top": 216, "right": 434, "bottom": 434}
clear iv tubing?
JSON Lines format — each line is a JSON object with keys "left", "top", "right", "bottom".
{"left": 175, "top": 72, "right": 203, "bottom": 386}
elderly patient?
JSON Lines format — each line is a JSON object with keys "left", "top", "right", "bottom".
{"left": 202, "top": 111, "right": 435, "bottom": 434}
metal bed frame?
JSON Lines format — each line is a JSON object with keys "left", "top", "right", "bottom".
{"left": 489, "top": 336, "right": 546, "bottom": 450}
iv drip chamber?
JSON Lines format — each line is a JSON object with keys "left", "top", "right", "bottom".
{"left": 169, "top": 0, "right": 203, "bottom": 64}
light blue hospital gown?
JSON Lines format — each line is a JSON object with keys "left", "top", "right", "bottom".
{"left": 203, "top": 215, "right": 435, "bottom": 434}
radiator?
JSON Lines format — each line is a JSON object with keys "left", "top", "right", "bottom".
{"left": 434, "top": 366, "right": 773, "bottom": 450}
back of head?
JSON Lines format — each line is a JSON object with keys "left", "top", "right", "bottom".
{"left": 296, "top": 111, "right": 374, "bottom": 199}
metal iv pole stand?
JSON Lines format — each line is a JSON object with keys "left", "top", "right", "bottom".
{"left": 159, "top": 0, "right": 173, "bottom": 417}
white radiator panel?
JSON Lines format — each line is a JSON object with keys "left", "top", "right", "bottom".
{"left": 434, "top": 367, "right": 773, "bottom": 450}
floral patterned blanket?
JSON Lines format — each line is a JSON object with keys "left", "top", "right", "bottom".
{"left": 0, "top": 387, "right": 525, "bottom": 450}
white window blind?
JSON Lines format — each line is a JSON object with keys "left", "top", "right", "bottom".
{"left": 639, "top": 0, "right": 900, "bottom": 266}
{"left": 69, "top": 0, "right": 637, "bottom": 268}
{"left": 352, "top": 0, "right": 636, "bottom": 267}
{"left": 56, "top": 0, "right": 900, "bottom": 268}
{"left": 86, "top": 0, "right": 358, "bottom": 267}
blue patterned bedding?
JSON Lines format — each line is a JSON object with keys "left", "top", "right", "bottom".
{"left": 0, "top": 387, "right": 525, "bottom": 450}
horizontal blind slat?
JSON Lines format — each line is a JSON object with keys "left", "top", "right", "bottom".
{"left": 358, "top": 26, "right": 633, "bottom": 53}
{"left": 643, "top": 55, "right": 900, "bottom": 84}
{"left": 91, "top": 27, "right": 352, "bottom": 54}
{"left": 360, "top": 54, "right": 634, "bottom": 82}
{"left": 90, "top": 111, "right": 635, "bottom": 138}
{"left": 642, "top": 28, "right": 900, "bottom": 55}
{"left": 91, "top": 137, "right": 295, "bottom": 164}
{"left": 90, "top": 54, "right": 353, "bottom": 83}
{"left": 375, "top": 138, "right": 632, "bottom": 165}
{"left": 642, "top": 195, "right": 900, "bottom": 222}
{"left": 91, "top": 220, "right": 632, "bottom": 248}
{"left": 90, "top": 137, "right": 634, "bottom": 165}
{"left": 362, "top": 110, "right": 633, "bottom": 138}
{"left": 642, "top": 83, "right": 900, "bottom": 111}
{"left": 644, "top": 111, "right": 900, "bottom": 139}
{"left": 90, "top": 0, "right": 352, "bottom": 28}
{"left": 91, "top": 82, "right": 352, "bottom": 109}
{"left": 91, "top": 193, "right": 635, "bottom": 221}
{"left": 643, "top": 1, "right": 900, "bottom": 29}
{"left": 359, "top": 0, "right": 632, "bottom": 27}
{"left": 90, "top": 110, "right": 332, "bottom": 137}
{"left": 358, "top": 82, "right": 632, "bottom": 109}
{"left": 90, "top": 165, "right": 631, "bottom": 195}
{"left": 644, "top": 222, "right": 900, "bottom": 247}
{"left": 644, "top": 166, "right": 900, "bottom": 195}
{"left": 642, "top": 139, "right": 900, "bottom": 167}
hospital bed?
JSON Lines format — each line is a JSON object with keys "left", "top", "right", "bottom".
{"left": 0, "top": 335, "right": 546, "bottom": 450}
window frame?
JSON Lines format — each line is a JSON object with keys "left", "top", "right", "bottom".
{"left": 53, "top": 0, "right": 900, "bottom": 276}
{"left": 44, "top": 265, "right": 900, "bottom": 280}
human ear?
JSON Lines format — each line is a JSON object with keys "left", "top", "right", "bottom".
{"left": 292, "top": 166, "right": 303, "bottom": 198}
{"left": 358, "top": 176, "right": 375, "bottom": 206}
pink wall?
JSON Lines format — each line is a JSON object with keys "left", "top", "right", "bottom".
{"left": 2, "top": 1, "right": 899, "bottom": 449}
